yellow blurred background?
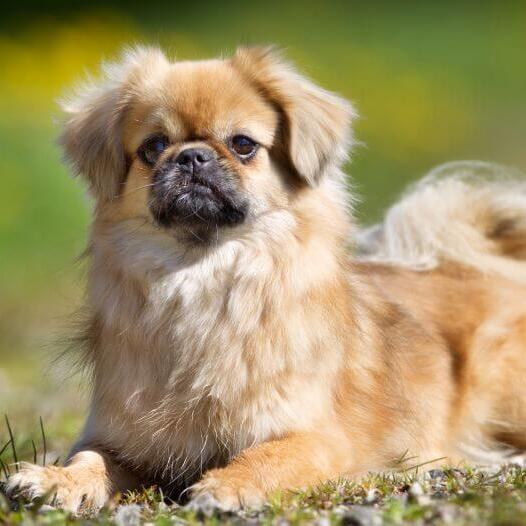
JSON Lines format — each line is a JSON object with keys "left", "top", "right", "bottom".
{"left": 1, "top": 0, "right": 525, "bottom": 459}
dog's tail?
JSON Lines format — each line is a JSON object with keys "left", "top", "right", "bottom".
{"left": 356, "top": 161, "right": 526, "bottom": 282}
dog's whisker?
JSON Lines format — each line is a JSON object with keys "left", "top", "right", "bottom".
{"left": 120, "top": 183, "right": 156, "bottom": 198}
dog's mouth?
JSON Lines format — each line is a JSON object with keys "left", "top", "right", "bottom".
{"left": 149, "top": 169, "right": 249, "bottom": 230}
{"left": 180, "top": 177, "right": 225, "bottom": 201}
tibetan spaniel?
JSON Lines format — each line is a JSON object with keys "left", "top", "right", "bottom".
{"left": 7, "top": 46, "right": 526, "bottom": 514}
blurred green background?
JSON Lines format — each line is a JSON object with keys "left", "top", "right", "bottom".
{"left": 1, "top": 0, "right": 525, "bottom": 461}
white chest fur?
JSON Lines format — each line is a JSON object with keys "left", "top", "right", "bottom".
{"left": 83, "top": 216, "right": 342, "bottom": 478}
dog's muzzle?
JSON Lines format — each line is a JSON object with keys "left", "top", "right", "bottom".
{"left": 149, "top": 147, "right": 248, "bottom": 229}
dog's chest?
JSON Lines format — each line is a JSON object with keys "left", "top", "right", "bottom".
{"left": 91, "top": 240, "right": 334, "bottom": 473}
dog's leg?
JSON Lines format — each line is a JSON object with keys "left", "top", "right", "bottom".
{"left": 5, "top": 448, "right": 136, "bottom": 513}
{"left": 188, "top": 431, "right": 352, "bottom": 511}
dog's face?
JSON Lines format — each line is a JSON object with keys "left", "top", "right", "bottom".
{"left": 122, "top": 58, "right": 279, "bottom": 234}
{"left": 60, "top": 47, "right": 354, "bottom": 241}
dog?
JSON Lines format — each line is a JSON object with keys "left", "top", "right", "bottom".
{"left": 6, "top": 45, "right": 526, "bottom": 514}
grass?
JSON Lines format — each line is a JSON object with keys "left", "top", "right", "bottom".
{"left": 3, "top": 455, "right": 526, "bottom": 525}
{"left": 2, "top": 420, "right": 526, "bottom": 526}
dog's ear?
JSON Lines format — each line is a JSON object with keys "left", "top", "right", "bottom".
{"left": 59, "top": 46, "right": 169, "bottom": 201}
{"left": 232, "top": 46, "right": 355, "bottom": 186}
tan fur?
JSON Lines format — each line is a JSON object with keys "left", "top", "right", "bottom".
{"left": 7, "top": 46, "right": 526, "bottom": 514}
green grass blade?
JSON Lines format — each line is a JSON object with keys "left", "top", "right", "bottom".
{"left": 4, "top": 416, "right": 18, "bottom": 473}
{"left": 39, "top": 416, "right": 47, "bottom": 467}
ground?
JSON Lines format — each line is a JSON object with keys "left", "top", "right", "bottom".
{"left": 3, "top": 443, "right": 526, "bottom": 525}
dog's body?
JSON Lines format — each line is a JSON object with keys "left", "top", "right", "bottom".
{"left": 7, "top": 47, "right": 526, "bottom": 513}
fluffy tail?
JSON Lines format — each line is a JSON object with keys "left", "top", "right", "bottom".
{"left": 356, "top": 161, "right": 526, "bottom": 282}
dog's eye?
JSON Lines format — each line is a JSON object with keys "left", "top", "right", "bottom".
{"left": 138, "top": 135, "right": 170, "bottom": 166}
{"left": 230, "top": 135, "right": 258, "bottom": 159}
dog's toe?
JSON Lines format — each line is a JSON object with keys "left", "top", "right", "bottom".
{"left": 5, "top": 463, "right": 108, "bottom": 514}
{"left": 187, "top": 473, "right": 265, "bottom": 513}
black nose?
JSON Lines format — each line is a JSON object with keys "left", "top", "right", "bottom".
{"left": 175, "top": 148, "right": 214, "bottom": 173}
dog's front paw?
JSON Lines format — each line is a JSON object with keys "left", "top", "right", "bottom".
{"left": 187, "top": 470, "right": 265, "bottom": 513}
{"left": 6, "top": 462, "right": 109, "bottom": 514}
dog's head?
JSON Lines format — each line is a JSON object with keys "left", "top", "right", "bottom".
{"left": 60, "top": 46, "right": 354, "bottom": 241}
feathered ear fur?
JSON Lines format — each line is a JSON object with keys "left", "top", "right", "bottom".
{"left": 232, "top": 46, "right": 356, "bottom": 185}
{"left": 59, "top": 46, "right": 169, "bottom": 201}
